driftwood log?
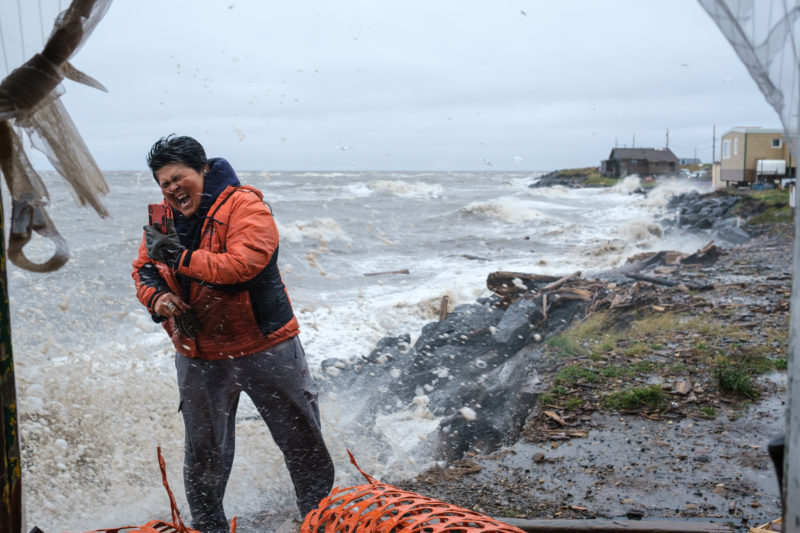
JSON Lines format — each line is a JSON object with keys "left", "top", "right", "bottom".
{"left": 487, "top": 271, "right": 561, "bottom": 296}
{"left": 624, "top": 272, "right": 714, "bottom": 291}
{"left": 363, "top": 269, "right": 410, "bottom": 276}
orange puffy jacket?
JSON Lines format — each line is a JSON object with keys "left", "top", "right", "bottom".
{"left": 132, "top": 185, "right": 299, "bottom": 360}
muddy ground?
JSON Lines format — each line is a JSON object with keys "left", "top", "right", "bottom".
{"left": 393, "top": 224, "right": 792, "bottom": 532}
{"left": 248, "top": 200, "right": 793, "bottom": 533}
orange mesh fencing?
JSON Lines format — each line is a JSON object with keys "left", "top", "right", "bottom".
{"left": 301, "top": 451, "right": 525, "bottom": 533}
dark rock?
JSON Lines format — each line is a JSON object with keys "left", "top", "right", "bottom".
{"left": 492, "top": 298, "right": 540, "bottom": 345}
{"left": 715, "top": 225, "right": 751, "bottom": 245}
{"left": 322, "top": 290, "right": 584, "bottom": 462}
{"left": 530, "top": 171, "right": 595, "bottom": 189}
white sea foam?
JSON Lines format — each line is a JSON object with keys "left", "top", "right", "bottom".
{"left": 458, "top": 197, "right": 546, "bottom": 223}
{"left": 639, "top": 178, "right": 713, "bottom": 208}
{"left": 367, "top": 179, "right": 443, "bottom": 198}
{"left": 278, "top": 217, "right": 352, "bottom": 244}
{"left": 609, "top": 175, "right": 643, "bottom": 194}
{"left": 9, "top": 169, "right": 726, "bottom": 531}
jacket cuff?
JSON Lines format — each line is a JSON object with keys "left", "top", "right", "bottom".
{"left": 178, "top": 249, "right": 193, "bottom": 270}
{"left": 147, "top": 291, "right": 167, "bottom": 322}
{"left": 147, "top": 290, "right": 165, "bottom": 311}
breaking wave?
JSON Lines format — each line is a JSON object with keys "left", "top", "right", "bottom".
{"left": 457, "top": 197, "right": 546, "bottom": 223}
{"left": 278, "top": 218, "right": 352, "bottom": 243}
{"left": 367, "top": 180, "right": 443, "bottom": 198}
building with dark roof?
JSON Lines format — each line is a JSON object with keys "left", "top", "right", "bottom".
{"left": 601, "top": 147, "right": 679, "bottom": 178}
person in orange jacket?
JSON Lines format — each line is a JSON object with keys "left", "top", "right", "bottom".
{"left": 132, "top": 135, "right": 334, "bottom": 533}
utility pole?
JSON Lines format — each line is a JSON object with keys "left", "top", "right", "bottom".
{"left": 712, "top": 125, "right": 716, "bottom": 164}
{"left": 633, "top": 134, "right": 636, "bottom": 148}
{"left": 666, "top": 128, "right": 669, "bottom": 149}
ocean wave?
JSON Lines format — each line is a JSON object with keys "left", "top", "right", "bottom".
{"left": 278, "top": 217, "right": 353, "bottom": 243}
{"left": 367, "top": 179, "right": 443, "bottom": 198}
{"left": 609, "top": 175, "right": 643, "bottom": 194}
{"left": 640, "top": 178, "right": 713, "bottom": 208}
{"left": 458, "top": 197, "right": 545, "bottom": 223}
{"left": 618, "top": 219, "right": 664, "bottom": 242}
{"left": 525, "top": 184, "right": 576, "bottom": 199}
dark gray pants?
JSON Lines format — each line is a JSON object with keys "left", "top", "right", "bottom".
{"left": 176, "top": 337, "right": 334, "bottom": 532}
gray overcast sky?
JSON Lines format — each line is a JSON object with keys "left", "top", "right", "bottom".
{"left": 0, "top": 0, "right": 781, "bottom": 171}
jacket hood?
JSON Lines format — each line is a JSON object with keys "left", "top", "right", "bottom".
{"left": 174, "top": 157, "right": 241, "bottom": 250}
{"left": 201, "top": 158, "right": 241, "bottom": 212}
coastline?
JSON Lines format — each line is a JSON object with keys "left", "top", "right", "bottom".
{"left": 392, "top": 225, "right": 790, "bottom": 529}
{"left": 323, "top": 175, "right": 792, "bottom": 531}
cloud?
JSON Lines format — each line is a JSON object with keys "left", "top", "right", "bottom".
{"left": 5, "top": 0, "right": 780, "bottom": 170}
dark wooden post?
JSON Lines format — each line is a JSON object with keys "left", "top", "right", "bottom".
{"left": 0, "top": 189, "right": 22, "bottom": 532}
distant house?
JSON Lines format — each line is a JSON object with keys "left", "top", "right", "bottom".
{"left": 719, "top": 127, "right": 794, "bottom": 186}
{"left": 679, "top": 157, "right": 701, "bottom": 165}
{"left": 601, "top": 148, "right": 679, "bottom": 178}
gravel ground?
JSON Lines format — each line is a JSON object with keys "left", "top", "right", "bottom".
{"left": 247, "top": 219, "right": 793, "bottom": 533}
{"left": 392, "top": 224, "right": 793, "bottom": 533}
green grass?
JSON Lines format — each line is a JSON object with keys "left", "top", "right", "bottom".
{"left": 546, "top": 334, "right": 585, "bottom": 358}
{"left": 699, "top": 406, "right": 717, "bottom": 418}
{"left": 602, "top": 366, "right": 628, "bottom": 378}
{"left": 557, "top": 167, "right": 597, "bottom": 176}
{"left": 622, "top": 342, "right": 650, "bottom": 357}
{"left": 565, "top": 397, "right": 582, "bottom": 411}
{"left": 604, "top": 385, "right": 666, "bottom": 410}
{"left": 556, "top": 167, "right": 618, "bottom": 187}
{"left": 748, "top": 207, "right": 793, "bottom": 224}
{"left": 539, "top": 393, "right": 556, "bottom": 406}
{"left": 714, "top": 361, "right": 758, "bottom": 398}
{"left": 553, "top": 365, "right": 598, "bottom": 386}
{"left": 736, "top": 189, "right": 793, "bottom": 225}
{"left": 746, "top": 189, "right": 790, "bottom": 205}
{"left": 669, "top": 362, "right": 688, "bottom": 373}
{"left": 585, "top": 175, "right": 619, "bottom": 187}
{"left": 602, "top": 361, "right": 654, "bottom": 378}
{"left": 539, "top": 308, "right": 787, "bottom": 413}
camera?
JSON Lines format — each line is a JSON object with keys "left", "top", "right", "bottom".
{"left": 148, "top": 203, "right": 170, "bottom": 233}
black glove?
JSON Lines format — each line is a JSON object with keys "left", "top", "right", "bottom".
{"left": 144, "top": 218, "right": 185, "bottom": 269}
{"left": 174, "top": 309, "right": 203, "bottom": 339}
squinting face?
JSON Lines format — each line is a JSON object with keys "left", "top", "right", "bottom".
{"left": 156, "top": 162, "right": 205, "bottom": 217}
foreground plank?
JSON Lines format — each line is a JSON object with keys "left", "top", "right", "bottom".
{"left": 499, "top": 519, "right": 734, "bottom": 533}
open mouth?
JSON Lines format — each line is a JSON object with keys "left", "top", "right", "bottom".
{"left": 175, "top": 192, "right": 191, "bottom": 209}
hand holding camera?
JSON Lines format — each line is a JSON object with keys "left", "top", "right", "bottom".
{"left": 174, "top": 310, "right": 203, "bottom": 338}
{"left": 156, "top": 294, "right": 203, "bottom": 339}
{"left": 144, "top": 203, "right": 185, "bottom": 268}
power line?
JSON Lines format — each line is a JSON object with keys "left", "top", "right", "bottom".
{"left": 37, "top": 0, "right": 45, "bottom": 43}
{"left": 15, "top": 0, "right": 25, "bottom": 61}
{"left": 0, "top": 15, "right": 9, "bottom": 73}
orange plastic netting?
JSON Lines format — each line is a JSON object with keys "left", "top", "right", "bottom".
{"left": 301, "top": 451, "right": 524, "bottom": 533}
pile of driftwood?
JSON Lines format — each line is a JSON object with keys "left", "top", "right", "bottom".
{"left": 484, "top": 242, "right": 724, "bottom": 322}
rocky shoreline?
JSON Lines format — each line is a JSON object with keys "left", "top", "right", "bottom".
{"left": 319, "top": 179, "right": 792, "bottom": 531}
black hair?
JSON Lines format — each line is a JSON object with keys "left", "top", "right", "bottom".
{"left": 146, "top": 135, "right": 207, "bottom": 181}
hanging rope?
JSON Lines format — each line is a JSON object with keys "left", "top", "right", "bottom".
{"left": 0, "top": 0, "right": 112, "bottom": 273}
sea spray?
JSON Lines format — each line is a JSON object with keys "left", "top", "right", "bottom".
{"left": 9, "top": 170, "right": 714, "bottom": 530}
